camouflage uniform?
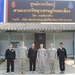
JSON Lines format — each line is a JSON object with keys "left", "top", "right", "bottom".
{"left": 47, "top": 48, "right": 57, "bottom": 73}
{"left": 18, "top": 46, "right": 28, "bottom": 73}
{"left": 37, "top": 48, "right": 47, "bottom": 73}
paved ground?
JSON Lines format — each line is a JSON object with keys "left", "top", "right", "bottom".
{"left": 0, "top": 59, "right": 75, "bottom": 75}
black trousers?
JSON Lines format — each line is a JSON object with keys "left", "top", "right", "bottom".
{"left": 7, "top": 59, "right": 14, "bottom": 73}
{"left": 59, "top": 58, "right": 65, "bottom": 71}
{"left": 29, "top": 57, "right": 36, "bottom": 71}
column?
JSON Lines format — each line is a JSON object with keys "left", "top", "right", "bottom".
{"left": 8, "top": 33, "right": 11, "bottom": 44}
{"left": 53, "top": 33, "right": 55, "bottom": 47}
{"left": 22, "top": 33, "right": 25, "bottom": 43}
{"left": 74, "top": 32, "right": 75, "bottom": 64}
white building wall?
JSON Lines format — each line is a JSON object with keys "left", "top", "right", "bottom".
{"left": 0, "top": 41, "right": 9, "bottom": 56}
{"left": 11, "top": 33, "right": 23, "bottom": 58}
{"left": 0, "top": 32, "right": 73, "bottom": 56}
{"left": 0, "top": 33, "right": 9, "bottom": 56}
{"left": 24, "top": 33, "right": 34, "bottom": 49}
{"left": 0, "top": 33, "right": 34, "bottom": 56}
{"left": 55, "top": 32, "right": 73, "bottom": 55}
{"left": 46, "top": 32, "right": 73, "bottom": 55}
{"left": 46, "top": 33, "right": 53, "bottom": 49}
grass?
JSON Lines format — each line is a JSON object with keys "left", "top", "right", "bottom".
{"left": 69, "top": 57, "right": 74, "bottom": 59}
{"left": 0, "top": 59, "right": 4, "bottom": 64}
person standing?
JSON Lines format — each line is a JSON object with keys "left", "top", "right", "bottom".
{"left": 37, "top": 44, "right": 47, "bottom": 74}
{"left": 47, "top": 43, "right": 57, "bottom": 74}
{"left": 57, "top": 42, "right": 67, "bottom": 74}
{"left": 5, "top": 44, "right": 16, "bottom": 75}
{"left": 18, "top": 41, "right": 28, "bottom": 74}
{"left": 28, "top": 43, "right": 37, "bottom": 74}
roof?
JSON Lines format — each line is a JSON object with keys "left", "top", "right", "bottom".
{"left": 0, "top": 22, "right": 75, "bottom": 31}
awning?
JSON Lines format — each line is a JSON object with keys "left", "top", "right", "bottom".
{"left": 0, "top": 23, "right": 75, "bottom": 31}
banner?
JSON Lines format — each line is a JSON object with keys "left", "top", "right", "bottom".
{"left": 7, "top": 0, "right": 75, "bottom": 22}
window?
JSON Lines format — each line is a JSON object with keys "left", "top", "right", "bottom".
{"left": 11, "top": 42, "right": 19, "bottom": 48}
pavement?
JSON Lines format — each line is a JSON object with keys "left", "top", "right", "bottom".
{"left": 0, "top": 58, "right": 75, "bottom": 75}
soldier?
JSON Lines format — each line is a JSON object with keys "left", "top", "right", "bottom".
{"left": 57, "top": 42, "right": 67, "bottom": 74}
{"left": 5, "top": 44, "right": 16, "bottom": 75}
{"left": 18, "top": 41, "right": 28, "bottom": 74}
{"left": 47, "top": 43, "right": 57, "bottom": 74}
{"left": 37, "top": 44, "right": 47, "bottom": 74}
{"left": 28, "top": 43, "right": 37, "bottom": 74}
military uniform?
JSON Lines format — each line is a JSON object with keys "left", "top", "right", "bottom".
{"left": 47, "top": 48, "right": 57, "bottom": 73}
{"left": 18, "top": 46, "right": 28, "bottom": 73}
{"left": 37, "top": 48, "right": 47, "bottom": 73}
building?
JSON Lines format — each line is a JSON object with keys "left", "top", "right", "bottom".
{"left": 0, "top": 0, "right": 75, "bottom": 58}
{"left": 0, "top": 23, "right": 75, "bottom": 58}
